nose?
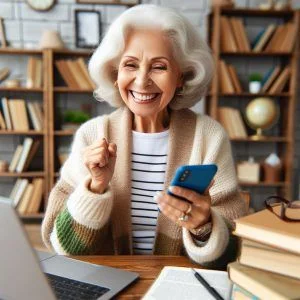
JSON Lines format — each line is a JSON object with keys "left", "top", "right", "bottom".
{"left": 135, "top": 68, "right": 151, "bottom": 89}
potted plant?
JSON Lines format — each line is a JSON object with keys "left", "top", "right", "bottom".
{"left": 62, "top": 110, "right": 90, "bottom": 131}
{"left": 249, "top": 73, "right": 263, "bottom": 93}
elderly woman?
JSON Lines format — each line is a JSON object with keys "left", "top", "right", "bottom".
{"left": 42, "top": 4, "right": 247, "bottom": 269}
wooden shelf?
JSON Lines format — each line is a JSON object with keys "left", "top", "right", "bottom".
{"left": 54, "top": 130, "right": 76, "bottom": 136}
{"left": 221, "top": 51, "right": 291, "bottom": 56}
{"left": 21, "top": 213, "right": 44, "bottom": 220}
{"left": 217, "top": 92, "right": 290, "bottom": 97}
{"left": 221, "top": 8, "right": 294, "bottom": 17}
{"left": 0, "top": 87, "right": 44, "bottom": 92}
{"left": 209, "top": 8, "right": 299, "bottom": 200}
{"left": 53, "top": 49, "right": 92, "bottom": 56}
{"left": 54, "top": 87, "right": 93, "bottom": 93}
{"left": 0, "top": 172, "right": 45, "bottom": 177}
{"left": 0, "top": 47, "right": 42, "bottom": 55}
{"left": 0, "top": 130, "right": 44, "bottom": 135}
{"left": 231, "top": 137, "right": 288, "bottom": 142}
{"left": 239, "top": 181, "right": 288, "bottom": 187}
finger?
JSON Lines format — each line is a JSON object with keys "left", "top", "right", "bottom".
{"left": 168, "top": 185, "right": 210, "bottom": 209}
{"left": 87, "top": 154, "right": 107, "bottom": 167}
{"left": 158, "top": 193, "right": 191, "bottom": 214}
{"left": 204, "top": 179, "right": 214, "bottom": 196}
{"left": 90, "top": 138, "right": 108, "bottom": 150}
{"left": 108, "top": 143, "right": 117, "bottom": 157}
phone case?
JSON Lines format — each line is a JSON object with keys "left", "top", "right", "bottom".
{"left": 168, "top": 164, "right": 218, "bottom": 196}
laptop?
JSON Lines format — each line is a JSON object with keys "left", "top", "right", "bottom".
{"left": 0, "top": 196, "right": 139, "bottom": 300}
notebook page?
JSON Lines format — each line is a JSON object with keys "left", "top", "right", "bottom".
{"left": 143, "top": 266, "right": 232, "bottom": 300}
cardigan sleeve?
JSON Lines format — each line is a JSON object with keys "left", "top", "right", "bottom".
{"left": 182, "top": 117, "right": 248, "bottom": 269}
{"left": 41, "top": 120, "right": 114, "bottom": 255}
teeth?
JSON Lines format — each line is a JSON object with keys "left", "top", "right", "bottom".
{"left": 131, "top": 91, "right": 157, "bottom": 101}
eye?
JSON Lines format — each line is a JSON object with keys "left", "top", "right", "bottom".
{"left": 124, "top": 63, "right": 137, "bottom": 70}
{"left": 153, "top": 65, "right": 167, "bottom": 70}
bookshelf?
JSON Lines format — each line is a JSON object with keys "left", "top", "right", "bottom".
{"left": 208, "top": 7, "right": 299, "bottom": 208}
{"left": 0, "top": 48, "right": 49, "bottom": 218}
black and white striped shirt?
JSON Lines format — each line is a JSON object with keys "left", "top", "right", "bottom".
{"left": 131, "top": 129, "right": 169, "bottom": 255}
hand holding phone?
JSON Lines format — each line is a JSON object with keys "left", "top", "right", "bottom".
{"left": 167, "top": 164, "right": 217, "bottom": 200}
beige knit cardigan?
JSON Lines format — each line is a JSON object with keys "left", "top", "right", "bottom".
{"left": 41, "top": 107, "right": 247, "bottom": 266}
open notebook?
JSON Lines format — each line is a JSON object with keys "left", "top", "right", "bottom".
{"left": 143, "top": 266, "right": 232, "bottom": 300}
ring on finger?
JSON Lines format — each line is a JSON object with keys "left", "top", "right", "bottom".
{"left": 178, "top": 212, "right": 189, "bottom": 222}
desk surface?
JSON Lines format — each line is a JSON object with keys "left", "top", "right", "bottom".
{"left": 74, "top": 255, "right": 200, "bottom": 299}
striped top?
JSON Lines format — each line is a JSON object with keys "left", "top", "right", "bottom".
{"left": 131, "top": 129, "right": 169, "bottom": 255}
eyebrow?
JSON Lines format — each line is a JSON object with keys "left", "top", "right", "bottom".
{"left": 123, "top": 55, "right": 170, "bottom": 62}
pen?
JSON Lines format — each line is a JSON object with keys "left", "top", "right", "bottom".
{"left": 191, "top": 268, "right": 224, "bottom": 300}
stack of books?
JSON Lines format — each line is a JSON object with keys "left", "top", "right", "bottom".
{"left": 8, "top": 137, "right": 40, "bottom": 173}
{"left": 228, "top": 208, "right": 300, "bottom": 299}
{"left": 220, "top": 16, "right": 250, "bottom": 52}
{"left": 218, "top": 107, "right": 247, "bottom": 139}
{"left": 0, "top": 98, "right": 44, "bottom": 131}
{"left": 219, "top": 60, "right": 243, "bottom": 94}
{"left": 9, "top": 178, "right": 44, "bottom": 215}
{"left": 55, "top": 57, "right": 96, "bottom": 90}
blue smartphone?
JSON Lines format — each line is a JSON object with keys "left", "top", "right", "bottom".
{"left": 167, "top": 164, "right": 218, "bottom": 202}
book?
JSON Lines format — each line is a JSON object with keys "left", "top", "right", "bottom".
{"left": 220, "top": 16, "right": 238, "bottom": 52}
{"left": 1, "top": 97, "right": 12, "bottom": 130}
{"left": 11, "top": 179, "right": 29, "bottom": 207}
{"left": 251, "top": 28, "right": 266, "bottom": 49}
{"left": 8, "top": 144, "right": 23, "bottom": 172}
{"left": 27, "top": 178, "right": 44, "bottom": 213}
{"left": 280, "top": 22, "right": 297, "bottom": 52}
{"left": 0, "top": 109, "right": 6, "bottom": 129}
{"left": 143, "top": 266, "right": 232, "bottom": 300}
{"left": 15, "top": 137, "right": 34, "bottom": 173}
{"left": 219, "top": 60, "right": 235, "bottom": 94}
{"left": 253, "top": 24, "right": 276, "bottom": 52}
{"left": 27, "top": 102, "right": 42, "bottom": 131}
{"left": 67, "top": 60, "right": 91, "bottom": 89}
{"left": 239, "top": 239, "right": 300, "bottom": 280}
{"left": 34, "top": 58, "right": 43, "bottom": 88}
{"left": 33, "top": 102, "right": 44, "bottom": 130}
{"left": 227, "top": 64, "right": 243, "bottom": 93}
{"left": 229, "top": 18, "right": 245, "bottom": 52}
{"left": 269, "top": 66, "right": 290, "bottom": 94}
{"left": 9, "top": 178, "right": 22, "bottom": 201}
{"left": 265, "top": 24, "right": 285, "bottom": 53}
{"left": 8, "top": 99, "right": 29, "bottom": 131}
{"left": 235, "top": 18, "right": 251, "bottom": 52}
{"left": 26, "top": 57, "right": 35, "bottom": 88}
{"left": 22, "top": 140, "right": 40, "bottom": 172}
{"left": 228, "top": 262, "right": 300, "bottom": 300}
{"left": 17, "top": 183, "right": 34, "bottom": 214}
{"left": 261, "top": 66, "right": 281, "bottom": 93}
{"left": 76, "top": 58, "right": 96, "bottom": 89}
{"left": 231, "top": 284, "right": 259, "bottom": 300}
{"left": 234, "top": 208, "right": 300, "bottom": 255}
{"left": 55, "top": 60, "right": 78, "bottom": 88}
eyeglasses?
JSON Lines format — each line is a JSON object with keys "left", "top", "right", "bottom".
{"left": 264, "top": 196, "right": 300, "bottom": 222}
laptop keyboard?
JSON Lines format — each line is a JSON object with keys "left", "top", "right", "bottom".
{"left": 46, "top": 273, "right": 110, "bottom": 300}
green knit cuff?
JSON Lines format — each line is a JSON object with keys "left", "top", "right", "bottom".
{"left": 55, "top": 208, "right": 88, "bottom": 255}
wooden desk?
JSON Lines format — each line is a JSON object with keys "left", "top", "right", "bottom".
{"left": 75, "top": 255, "right": 200, "bottom": 299}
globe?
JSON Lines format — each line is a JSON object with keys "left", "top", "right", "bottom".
{"left": 245, "top": 97, "right": 279, "bottom": 139}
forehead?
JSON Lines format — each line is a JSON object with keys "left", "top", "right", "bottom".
{"left": 123, "top": 28, "right": 174, "bottom": 59}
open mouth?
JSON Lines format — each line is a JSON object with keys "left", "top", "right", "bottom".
{"left": 129, "top": 90, "right": 160, "bottom": 103}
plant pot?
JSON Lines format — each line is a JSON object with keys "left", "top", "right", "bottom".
{"left": 249, "top": 81, "right": 261, "bottom": 93}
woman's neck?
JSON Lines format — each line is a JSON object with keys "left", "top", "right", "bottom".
{"left": 133, "top": 109, "right": 170, "bottom": 133}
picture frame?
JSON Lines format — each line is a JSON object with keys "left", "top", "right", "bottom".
{"left": 75, "top": 10, "right": 101, "bottom": 49}
{"left": 76, "top": 0, "right": 139, "bottom": 5}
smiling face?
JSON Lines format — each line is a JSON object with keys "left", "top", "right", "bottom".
{"left": 117, "top": 28, "right": 182, "bottom": 122}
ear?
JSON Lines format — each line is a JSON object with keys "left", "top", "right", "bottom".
{"left": 176, "top": 73, "right": 183, "bottom": 88}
